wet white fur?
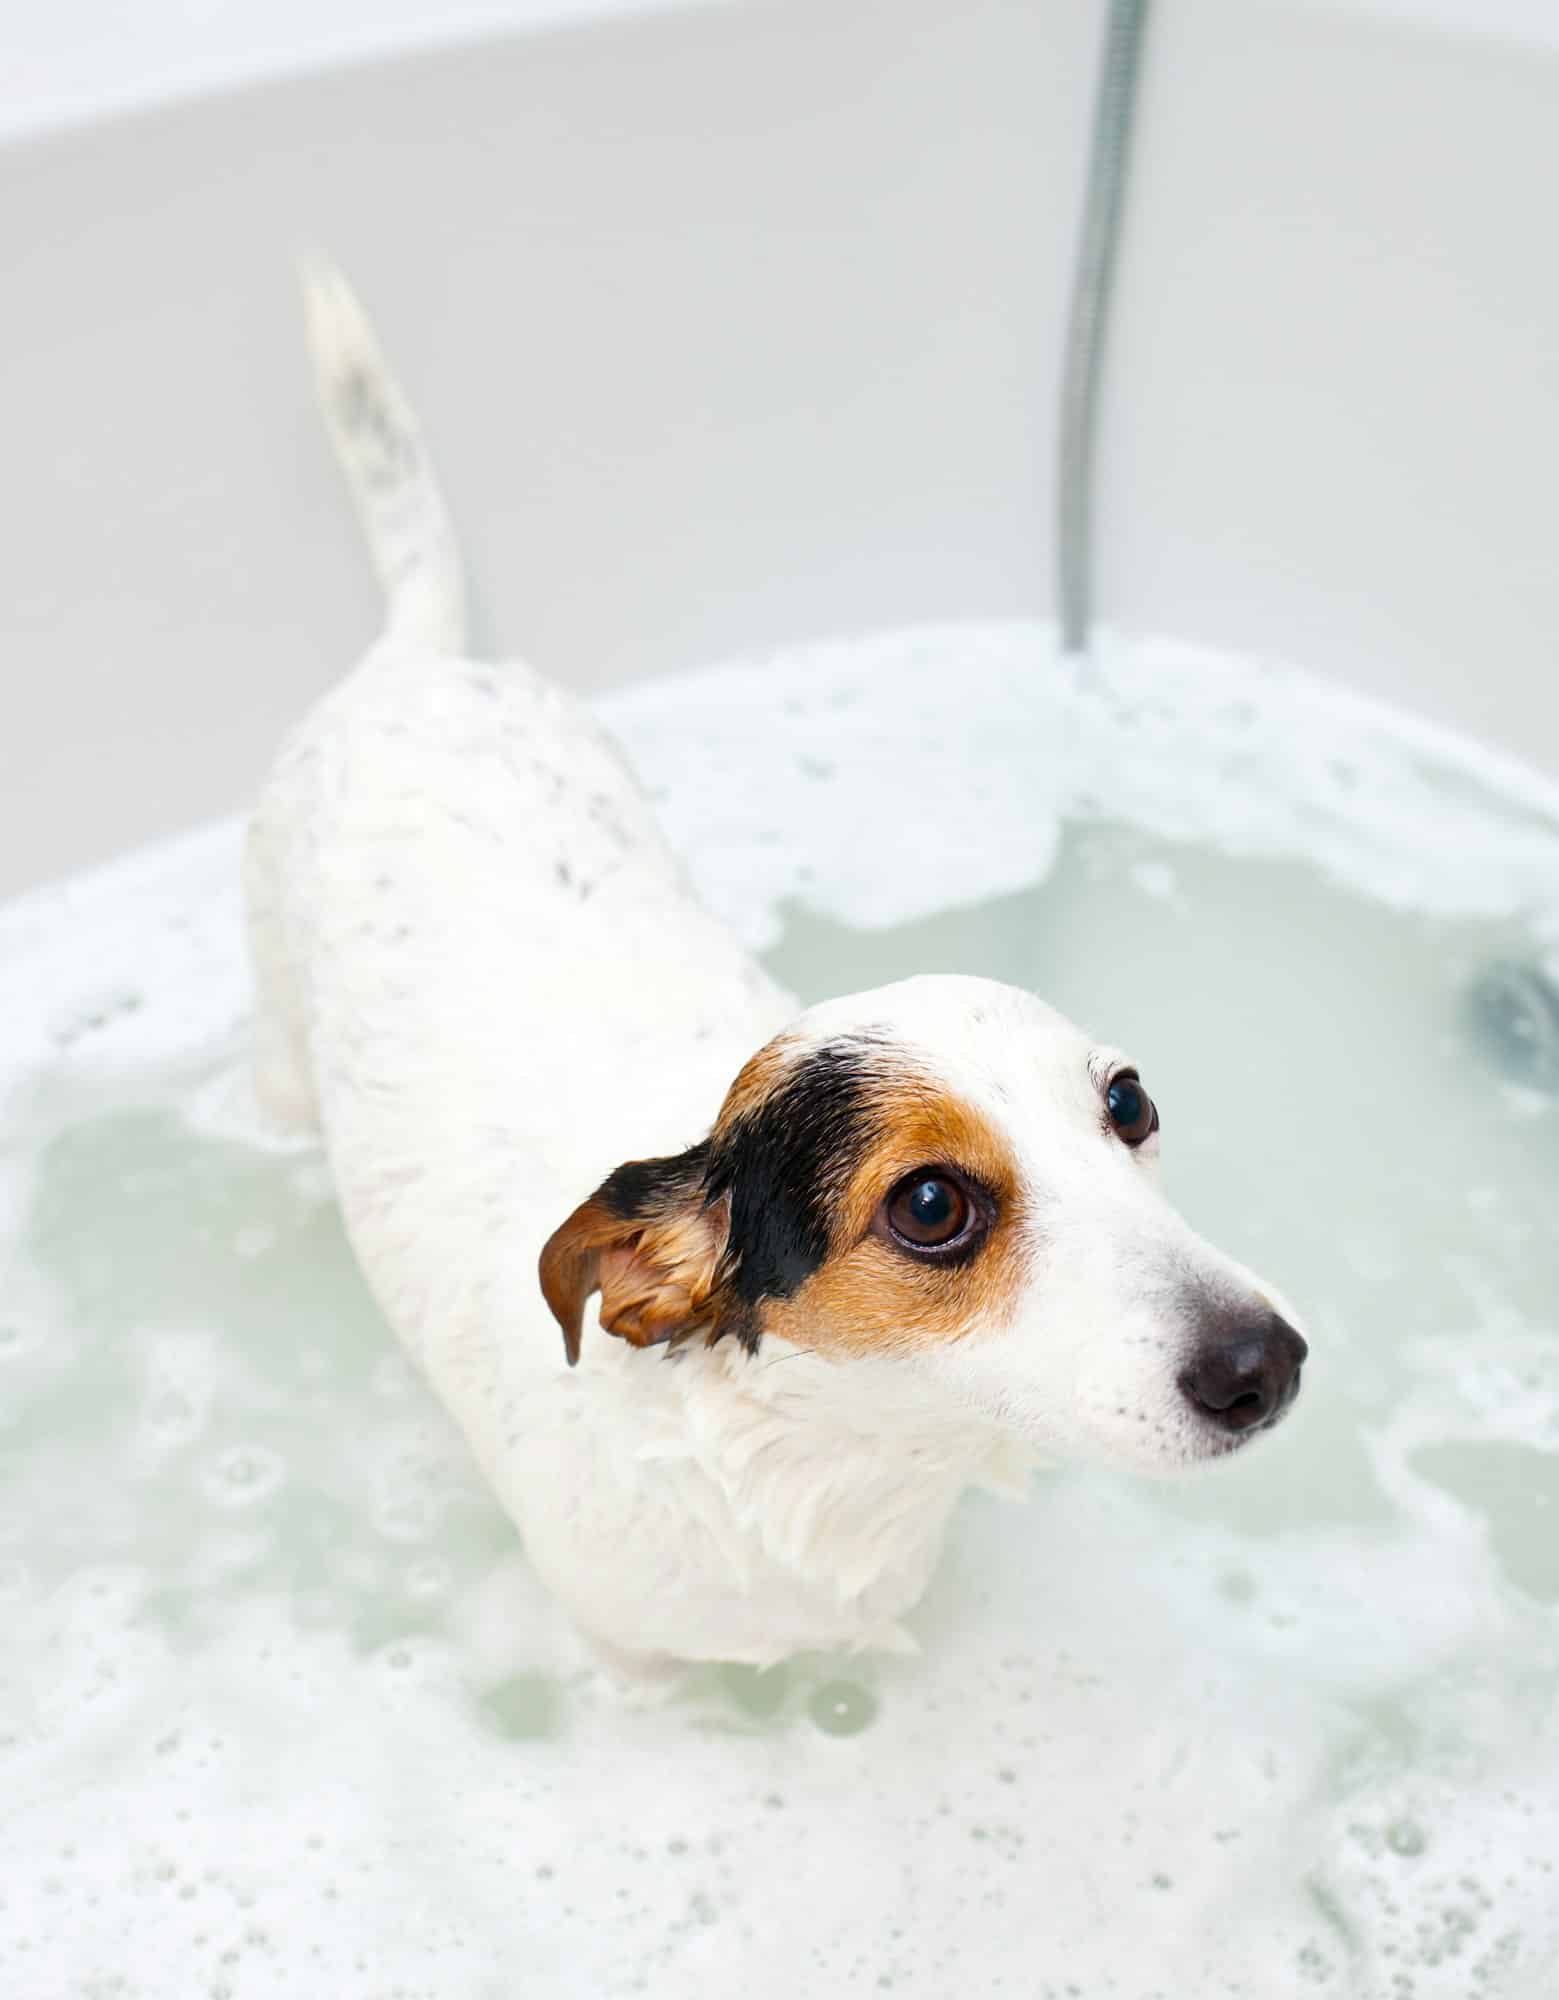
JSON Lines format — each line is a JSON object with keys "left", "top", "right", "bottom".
{"left": 245, "top": 265, "right": 1295, "bottom": 1670}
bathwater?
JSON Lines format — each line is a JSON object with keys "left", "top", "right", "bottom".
{"left": 4, "top": 625, "right": 1559, "bottom": 1997}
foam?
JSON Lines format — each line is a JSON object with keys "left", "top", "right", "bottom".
{"left": 5, "top": 622, "right": 1559, "bottom": 1998}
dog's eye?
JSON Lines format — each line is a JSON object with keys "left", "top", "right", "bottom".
{"left": 883, "top": 1171, "right": 974, "bottom": 1251}
{"left": 1106, "top": 1072, "right": 1159, "bottom": 1147}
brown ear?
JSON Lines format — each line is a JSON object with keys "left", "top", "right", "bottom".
{"left": 538, "top": 1150, "right": 727, "bottom": 1366}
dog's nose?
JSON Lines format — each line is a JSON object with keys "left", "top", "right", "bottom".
{"left": 1178, "top": 1314, "right": 1308, "bottom": 1434}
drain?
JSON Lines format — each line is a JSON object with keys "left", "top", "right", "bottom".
{"left": 1463, "top": 959, "right": 1559, "bottom": 1091}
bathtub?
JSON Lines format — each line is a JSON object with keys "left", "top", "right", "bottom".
{"left": 6, "top": 0, "right": 1559, "bottom": 902}
{"left": 7, "top": 6, "right": 1559, "bottom": 1997}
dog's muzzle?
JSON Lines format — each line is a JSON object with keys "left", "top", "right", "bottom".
{"left": 1178, "top": 1311, "right": 1308, "bottom": 1435}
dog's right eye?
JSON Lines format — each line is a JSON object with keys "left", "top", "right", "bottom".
{"left": 877, "top": 1168, "right": 988, "bottom": 1260}
{"left": 891, "top": 1174, "right": 967, "bottom": 1244}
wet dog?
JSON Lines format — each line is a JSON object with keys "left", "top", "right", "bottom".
{"left": 245, "top": 264, "right": 1306, "bottom": 1669}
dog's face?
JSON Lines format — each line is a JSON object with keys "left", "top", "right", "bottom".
{"left": 541, "top": 975, "right": 1306, "bottom": 1469}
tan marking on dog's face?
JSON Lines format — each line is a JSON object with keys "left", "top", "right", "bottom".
{"left": 758, "top": 1080, "right": 1030, "bottom": 1359}
{"left": 711, "top": 1034, "right": 801, "bottom": 1135}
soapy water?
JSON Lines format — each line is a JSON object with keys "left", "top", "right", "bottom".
{"left": 4, "top": 623, "right": 1559, "bottom": 1997}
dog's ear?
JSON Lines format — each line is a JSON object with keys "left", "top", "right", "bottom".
{"left": 539, "top": 1146, "right": 728, "bottom": 1365}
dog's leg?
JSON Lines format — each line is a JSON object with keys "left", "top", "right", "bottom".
{"left": 572, "top": 1631, "right": 690, "bottom": 1709}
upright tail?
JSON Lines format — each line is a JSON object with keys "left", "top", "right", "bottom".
{"left": 299, "top": 254, "right": 466, "bottom": 654}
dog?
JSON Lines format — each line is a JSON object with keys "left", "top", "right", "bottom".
{"left": 244, "top": 263, "right": 1307, "bottom": 1672}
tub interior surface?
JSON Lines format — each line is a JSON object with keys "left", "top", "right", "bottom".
{"left": 5, "top": 623, "right": 1559, "bottom": 1998}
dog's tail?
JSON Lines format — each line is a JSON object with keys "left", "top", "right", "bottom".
{"left": 299, "top": 254, "right": 466, "bottom": 654}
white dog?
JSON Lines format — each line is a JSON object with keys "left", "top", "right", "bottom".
{"left": 245, "top": 265, "right": 1307, "bottom": 1672}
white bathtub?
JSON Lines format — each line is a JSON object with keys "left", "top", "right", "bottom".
{"left": 5, "top": 0, "right": 1559, "bottom": 901}
{"left": 10, "top": 12, "right": 1559, "bottom": 1996}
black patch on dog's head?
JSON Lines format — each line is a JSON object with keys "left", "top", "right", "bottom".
{"left": 702, "top": 1040, "right": 884, "bottom": 1339}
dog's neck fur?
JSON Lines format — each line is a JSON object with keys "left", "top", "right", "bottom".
{"left": 663, "top": 1337, "right": 1031, "bottom": 1579}
{"left": 509, "top": 1325, "right": 1036, "bottom": 1664}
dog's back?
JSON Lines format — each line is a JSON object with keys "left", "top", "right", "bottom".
{"left": 244, "top": 263, "right": 788, "bottom": 1466}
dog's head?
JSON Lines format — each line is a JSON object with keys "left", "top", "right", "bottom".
{"left": 540, "top": 974, "right": 1306, "bottom": 1468}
